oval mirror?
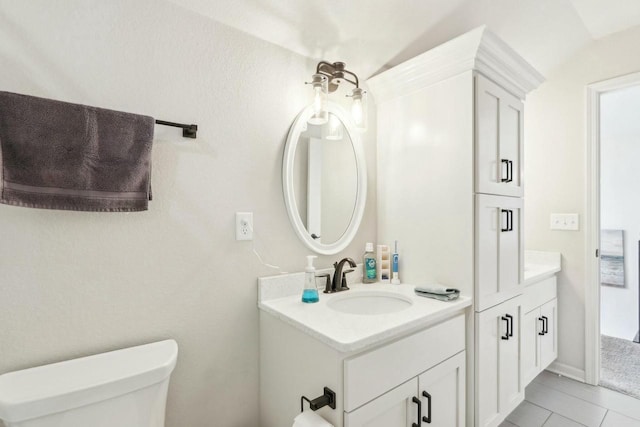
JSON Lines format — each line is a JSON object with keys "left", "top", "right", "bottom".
{"left": 283, "top": 102, "right": 367, "bottom": 255}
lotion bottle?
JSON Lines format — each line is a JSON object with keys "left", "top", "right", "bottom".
{"left": 302, "top": 255, "right": 319, "bottom": 303}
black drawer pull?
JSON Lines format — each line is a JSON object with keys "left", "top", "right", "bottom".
{"left": 501, "top": 159, "right": 514, "bottom": 183}
{"left": 422, "top": 391, "right": 432, "bottom": 423}
{"left": 412, "top": 396, "right": 421, "bottom": 427}
{"left": 501, "top": 209, "right": 510, "bottom": 232}
{"left": 538, "top": 317, "right": 545, "bottom": 336}
{"left": 542, "top": 316, "right": 549, "bottom": 334}
{"left": 506, "top": 314, "right": 514, "bottom": 337}
{"left": 501, "top": 159, "right": 510, "bottom": 182}
{"left": 501, "top": 316, "right": 510, "bottom": 340}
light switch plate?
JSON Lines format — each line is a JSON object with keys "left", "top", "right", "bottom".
{"left": 550, "top": 213, "right": 579, "bottom": 231}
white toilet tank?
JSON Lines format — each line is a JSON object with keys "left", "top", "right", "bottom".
{"left": 0, "top": 339, "right": 178, "bottom": 427}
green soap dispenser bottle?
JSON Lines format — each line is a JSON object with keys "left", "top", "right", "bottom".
{"left": 363, "top": 242, "right": 377, "bottom": 283}
{"left": 302, "top": 255, "right": 319, "bottom": 303}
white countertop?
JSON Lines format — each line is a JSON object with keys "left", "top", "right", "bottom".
{"left": 524, "top": 250, "right": 561, "bottom": 285}
{"left": 258, "top": 282, "right": 471, "bottom": 353}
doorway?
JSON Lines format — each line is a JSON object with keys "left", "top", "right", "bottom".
{"left": 585, "top": 72, "right": 640, "bottom": 398}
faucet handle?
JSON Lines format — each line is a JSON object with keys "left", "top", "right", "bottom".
{"left": 317, "top": 273, "right": 332, "bottom": 294}
{"left": 340, "top": 269, "right": 355, "bottom": 290}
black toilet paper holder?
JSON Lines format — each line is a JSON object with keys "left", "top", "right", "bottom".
{"left": 300, "top": 387, "right": 336, "bottom": 412}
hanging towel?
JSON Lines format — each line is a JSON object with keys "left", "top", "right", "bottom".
{"left": 0, "top": 91, "right": 154, "bottom": 212}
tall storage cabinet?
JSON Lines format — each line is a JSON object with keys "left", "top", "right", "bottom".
{"left": 368, "top": 26, "right": 544, "bottom": 427}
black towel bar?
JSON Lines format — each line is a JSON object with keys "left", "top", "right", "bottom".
{"left": 155, "top": 119, "right": 198, "bottom": 139}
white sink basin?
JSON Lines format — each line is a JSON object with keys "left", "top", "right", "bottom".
{"left": 327, "top": 291, "right": 413, "bottom": 315}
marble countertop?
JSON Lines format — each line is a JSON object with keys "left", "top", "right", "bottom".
{"left": 258, "top": 282, "right": 471, "bottom": 353}
{"left": 524, "top": 250, "right": 562, "bottom": 285}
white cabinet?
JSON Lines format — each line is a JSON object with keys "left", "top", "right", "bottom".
{"left": 475, "top": 194, "right": 524, "bottom": 311}
{"left": 476, "top": 74, "right": 524, "bottom": 198}
{"left": 260, "top": 309, "right": 467, "bottom": 427}
{"left": 523, "top": 276, "right": 558, "bottom": 384}
{"left": 418, "top": 351, "right": 466, "bottom": 427}
{"left": 345, "top": 378, "right": 418, "bottom": 427}
{"left": 345, "top": 352, "right": 466, "bottom": 427}
{"left": 367, "top": 26, "right": 543, "bottom": 427}
{"left": 475, "top": 296, "right": 523, "bottom": 427}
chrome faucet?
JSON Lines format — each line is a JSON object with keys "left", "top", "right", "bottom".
{"left": 327, "top": 257, "right": 357, "bottom": 293}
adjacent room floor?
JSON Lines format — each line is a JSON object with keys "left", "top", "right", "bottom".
{"left": 600, "top": 335, "right": 640, "bottom": 399}
{"left": 500, "top": 370, "right": 640, "bottom": 427}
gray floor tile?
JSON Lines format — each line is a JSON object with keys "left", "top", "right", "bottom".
{"left": 601, "top": 411, "right": 640, "bottom": 427}
{"left": 534, "top": 371, "right": 640, "bottom": 421}
{"left": 542, "top": 413, "right": 586, "bottom": 427}
{"left": 525, "top": 382, "right": 607, "bottom": 427}
{"left": 500, "top": 421, "right": 519, "bottom": 427}
{"left": 506, "top": 401, "right": 551, "bottom": 427}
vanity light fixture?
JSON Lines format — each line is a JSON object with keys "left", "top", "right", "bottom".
{"left": 306, "top": 61, "right": 368, "bottom": 131}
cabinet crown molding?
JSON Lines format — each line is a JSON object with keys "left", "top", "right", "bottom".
{"left": 367, "top": 25, "right": 545, "bottom": 102}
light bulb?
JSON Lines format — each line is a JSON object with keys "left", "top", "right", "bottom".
{"left": 326, "top": 113, "right": 343, "bottom": 141}
{"left": 351, "top": 98, "right": 363, "bottom": 126}
{"left": 350, "top": 88, "right": 367, "bottom": 131}
{"left": 313, "top": 86, "right": 323, "bottom": 115}
{"left": 308, "top": 74, "right": 328, "bottom": 125}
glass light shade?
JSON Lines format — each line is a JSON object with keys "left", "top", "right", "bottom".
{"left": 325, "top": 113, "right": 343, "bottom": 141}
{"left": 308, "top": 74, "right": 328, "bottom": 125}
{"left": 351, "top": 88, "right": 367, "bottom": 131}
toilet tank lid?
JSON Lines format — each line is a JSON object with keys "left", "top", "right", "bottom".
{"left": 0, "top": 339, "right": 178, "bottom": 423}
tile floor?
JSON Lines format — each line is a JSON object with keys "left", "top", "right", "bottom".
{"left": 500, "top": 371, "right": 640, "bottom": 427}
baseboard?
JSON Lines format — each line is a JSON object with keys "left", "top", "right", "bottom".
{"left": 546, "top": 362, "right": 586, "bottom": 382}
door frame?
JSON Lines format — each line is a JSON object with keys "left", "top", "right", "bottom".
{"left": 584, "top": 71, "right": 640, "bottom": 385}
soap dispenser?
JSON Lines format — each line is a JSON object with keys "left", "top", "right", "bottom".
{"left": 302, "top": 255, "right": 319, "bottom": 303}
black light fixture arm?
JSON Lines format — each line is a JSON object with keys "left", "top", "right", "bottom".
{"left": 315, "top": 61, "right": 360, "bottom": 89}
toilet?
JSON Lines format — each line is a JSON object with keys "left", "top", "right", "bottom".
{"left": 0, "top": 339, "right": 178, "bottom": 427}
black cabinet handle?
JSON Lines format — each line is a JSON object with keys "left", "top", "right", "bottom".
{"left": 542, "top": 316, "right": 549, "bottom": 334}
{"left": 501, "top": 209, "right": 514, "bottom": 232}
{"left": 501, "top": 316, "right": 510, "bottom": 340}
{"left": 508, "top": 160, "right": 514, "bottom": 183}
{"left": 422, "top": 391, "right": 432, "bottom": 424}
{"left": 501, "top": 209, "right": 510, "bottom": 232}
{"left": 538, "top": 317, "right": 545, "bottom": 336}
{"left": 501, "top": 159, "right": 514, "bottom": 183}
{"left": 506, "top": 314, "right": 514, "bottom": 337}
{"left": 501, "top": 159, "right": 509, "bottom": 182}
{"left": 412, "top": 396, "right": 421, "bottom": 427}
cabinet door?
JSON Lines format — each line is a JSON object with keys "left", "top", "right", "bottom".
{"left": 418, "top": 351, "right": 465, "bottom": 427}
{"left": 475, "top": 296, "right": 524, "bottom": 427}
{"left": 345, "top": 378, "right": 419, "bottom": 427}
{"left": 539, "top": 299, "right": 558, "bottom": 369}
{"left": 475, "top": 74, "right": 524, "bottom": 197}
{"left": 522, "top": 308, "right": 541, "bottom": 385}
{"left": 475, "top": 194, "right": 524, "bottom": 311}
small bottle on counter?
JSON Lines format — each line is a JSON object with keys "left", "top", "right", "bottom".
{"left": 302, "top": 255, "right": 319, "bottom": 303}
{"left": 363, "top": 242, "right": 377, "bottom": 283}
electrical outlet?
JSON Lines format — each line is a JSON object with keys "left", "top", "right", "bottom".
{"left": 235, "top": 212, "right": 253, "bottom": 240}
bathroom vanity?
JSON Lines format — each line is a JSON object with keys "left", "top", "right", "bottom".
{"left": 258, "top": 277, "right": 471, "bottom": 427}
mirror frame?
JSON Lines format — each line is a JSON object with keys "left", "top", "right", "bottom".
{"left": 282, "top": 101, "right": 367, "bottom": 255}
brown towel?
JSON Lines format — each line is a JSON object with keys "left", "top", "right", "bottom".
{"left": 0, "top": 91, "right": 154, "bottom": 212}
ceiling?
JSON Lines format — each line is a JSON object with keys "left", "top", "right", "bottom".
{"left": 167, "top": 0, "right": 640, "bottom": 79}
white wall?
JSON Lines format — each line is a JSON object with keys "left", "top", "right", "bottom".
{"left": 525, "top": 24, "right": 640, "bottom": 377}
{"left": 600, "top": 85, "right": 640, "bottom": 340}
{"left": 0, "top": 1, "right": 376, "bottom": 426}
